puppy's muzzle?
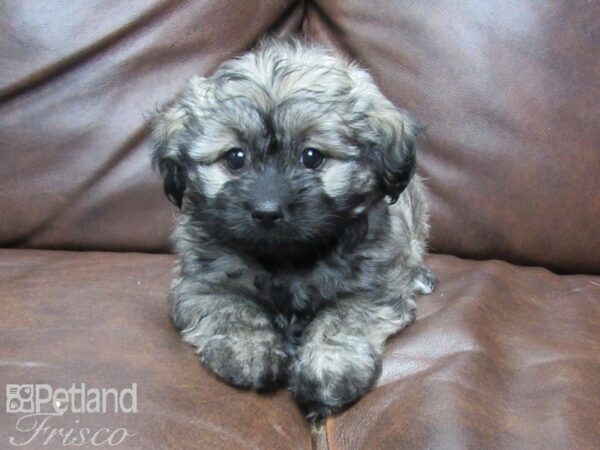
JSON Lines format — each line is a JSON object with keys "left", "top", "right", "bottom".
{"left": 250, "top": 167, "right": 286, "bottom": 227}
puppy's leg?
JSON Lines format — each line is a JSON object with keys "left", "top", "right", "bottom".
{"left": 411, "top": 264, "right": 438, "bottom": 295}
{"left": 170, "top": 285, "right": 288, "bottom": 390}
{"left": 289, "top": 297, "right": 415, "bottom": 420}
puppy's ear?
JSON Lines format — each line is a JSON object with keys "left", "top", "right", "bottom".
{"left": 152, "top": 103, "right": 188, "bottom": 208}
{"left": 368, "top": 106, "right": 422, "bottom": 204}
{"left": 349, "top": 67, "right": 422, "bottom": 204}
{"left": 371, "top": 110, "right": 423, "bottom": 204}
{"left": 151, "top": 77, "right": 208, "bottom": 208}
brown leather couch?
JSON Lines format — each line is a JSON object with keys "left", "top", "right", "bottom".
{"left": 1, "top": 1, "right": 599, "bottom": 449}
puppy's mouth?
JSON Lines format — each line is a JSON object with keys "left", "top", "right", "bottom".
{"left": 197, "top": 196, "right": 349, "bottom": 264}
{"left": 245, "top": 225, "right": 335, "bottom": 255}
{"left": 220, "top": 217, "right": 342, "bottom": 266}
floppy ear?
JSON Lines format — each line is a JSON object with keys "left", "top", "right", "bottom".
{"left": 151, "top": 77, "right": 209, "bottom": 208}
{"left": 348, "top": 66, "right": 422, "bottom": 204}
{"left": 151, "top": 102, "right": 188, "bottom": 208}
{"left": 369, "top": 107, "right": 422, "bottom": 204}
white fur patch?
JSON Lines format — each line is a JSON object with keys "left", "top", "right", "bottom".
{"left": 188, "top": 133, "right": 237, "bottom": 163}
{"left": 412, "top": 277, "right": 434, "bottom": 295}
{"left": 321, "top": 160, "right": 356, "bottom": 197}
{"left": 197, "top": 165, "right": 232, "bottom": 197}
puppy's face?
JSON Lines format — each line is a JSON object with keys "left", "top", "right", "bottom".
{"left": 153, "top": 40, "right": 419, "bottom": 260}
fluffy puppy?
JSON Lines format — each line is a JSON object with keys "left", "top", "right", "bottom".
{"left": 152, "top": 38, "right": 437, "bottom": 420}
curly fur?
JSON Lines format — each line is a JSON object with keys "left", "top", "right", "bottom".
{"left": 152, "top": 38, "right": 437, "bottom": 420}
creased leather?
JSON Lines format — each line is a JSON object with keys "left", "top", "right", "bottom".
{"left": 1, "top": 251, "right": 598, "bottom": 449}
{"left": 325, "top": 254, "right": 600, "bottom": 449}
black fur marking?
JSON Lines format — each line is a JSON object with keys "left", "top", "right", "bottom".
{"left": 374, "top": 124, "right": 419, "bottom": 205}
{"left": 160, "top": 159, "right": 186, "bottom": 208}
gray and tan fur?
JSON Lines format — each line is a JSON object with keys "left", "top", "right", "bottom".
{"left": 152, "top": 38, "right": 437, "bottom": 420}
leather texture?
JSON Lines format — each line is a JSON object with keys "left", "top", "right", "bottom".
{"left": 1, "top": 250, "right": 598, "bottom": 449}
{"left": 324, "top": 254, "right": 600, "bottom": 450}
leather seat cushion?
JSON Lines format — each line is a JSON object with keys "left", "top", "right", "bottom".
{"left": 1, "top": 249, "right": 598, "bottom": 448}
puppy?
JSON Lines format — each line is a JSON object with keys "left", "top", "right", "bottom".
{"left": 152, "top": 38, "right": 437, "bottom": 419}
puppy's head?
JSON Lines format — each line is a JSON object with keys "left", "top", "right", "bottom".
{"left": 153, "top": 39, "right": 420, "bottom": 259}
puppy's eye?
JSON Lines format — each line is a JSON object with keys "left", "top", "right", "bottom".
{"left": 225, "top": 148, "right": 246, "bottom": 170}
{"left": 301, "top": 148, "right": 324, "bottom": 169}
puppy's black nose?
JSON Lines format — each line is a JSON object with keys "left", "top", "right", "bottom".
{"left": 252, "top": 201, "right": 283, "bottom": 226}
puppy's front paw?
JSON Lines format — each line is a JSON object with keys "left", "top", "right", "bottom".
{"left": 289, "top": 336, "right": 382, "bottom": 420}
{"left": 199, "top": 330, "right": 288, "bottom": 390}
{"left": 411, "top": 264, "right": 438, "bottom": 295}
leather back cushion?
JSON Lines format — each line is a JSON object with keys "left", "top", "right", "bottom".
{"left": 1, "top": 0, "right": 598, "bottom": 273}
